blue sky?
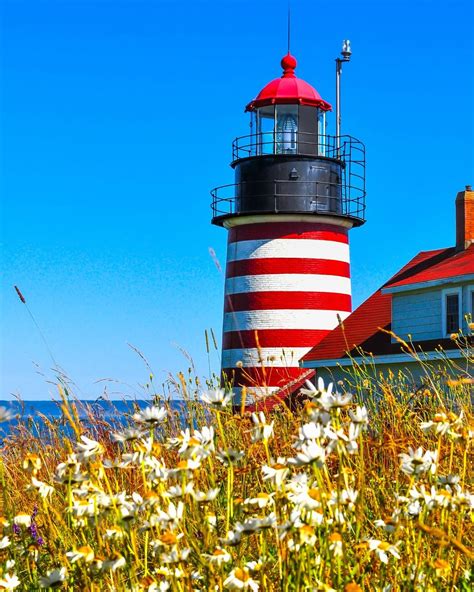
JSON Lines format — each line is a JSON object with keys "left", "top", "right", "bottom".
{"left": 1, "top": 0, "right": 473, "bottom": 400}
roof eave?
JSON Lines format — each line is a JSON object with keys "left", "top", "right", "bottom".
{"left": 301, "top": 349, "right": 465, "bottom": 368}
{"left": 245, "top": 97, "right": 332, "bottom": 112}
{"left": 382, "top": 273, "right": 474, "bottom": 295}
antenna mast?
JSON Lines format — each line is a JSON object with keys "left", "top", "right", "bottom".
{"left": 335, "top": 39, "right": 352, "bottom": 154}
{"left": 287, "top": 2, "right": 291, "bottom": 54}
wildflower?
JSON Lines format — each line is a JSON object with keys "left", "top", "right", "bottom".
{"left": 155, "top": 531, "right": 182, "bottom": 546}
{"left": 0, "top": 536, "right": 11, "bottom": 549}
{"left": 438, "top": 474, "right": 460, "bottom": 487}
{"left": 288, "top": 440, "right": 326, "bottom": 467}
{"left": 102, "top": 553, "right": 126, "bottom": 571}
{"left": 399, "top": 447, "right": 437, "bottom": 476}
{"left": 337, "top": 487, "right": 359, "bottom": 511}
{"left": 368, "top": 539, "right": 401, "bottom": 563}
{"left": 202, "top": 547, "right": 232, "bottom": 566}
{"left": 300, "top": 377, "right": 329, "bottom": 399}
{"left": 206, "top": 514, "right": 217, "bottom": 531}
{"left": 220, "top": 529, "right": 242, "bottom": 546}
{"left": 217, "top": 448, "right": 245, "bottom": 466}
{"left": 0, "top": 574, "right": 21, "bottom": 590}
{"left": 245, "top": 560, "right": 263, "bottom": 574}
{"left": 104, "top": 527, "right": 124, "bottom": 539}
{"left": 349, "top": 405, "right": 369, "bottom": 426}
{"left": 0, "top": 407, "right": 13, "bottom": 423}
{"left": 298, "top": 524, "right": 317, "bottom": 546}
{"left": 319, "top": 389, "right": 353, "bottom": 410}
{"left": 164, "top": 484, "right": 193, "bottom": 499}
{"left": 223, "top": 567, "right": 259, "bottom": 591}
{"left": 133, "top": 405, "right": 167, "bottom": 426}
{"left": 243, "top": 492, "right": 275, "bottom": 509}
{"left": 66, "top": 545, "right": 95, "bottom": 563}
{"left": 374, "top": 517, "right": 398, "bottom": 534}
{"left": 168, "top": 458, "right": 201, "bottom": 476}
{"left": 111, "top": 427, "right": 146, "bottom": 442}
{"left": 39, "top": 567, "right": 67, "bottom": 588}
{"left": 288, "top": 486, "right": 322, "bottom": 511}
{"left": 75, "top": 435, "right": 104, "bottom": 461}
{"left": 200, "top": 388, "right": 233, "bottom": 407}
{"left": 420, "top": 411, "right": 463, "bottom": 438}
{"left": 251, "top": 412, "right": 274, "bottom": 442}
{"left": 192, "top": 488, "right": 220, "bottom": 503}
{"left": 30, "top": 477, "right": 54, "bottom": 499}
{"left": 170, "top": 426, "right": 215, "bottom": 459}
{"left": 159, "top": 548, "right": 190, "bottom": 564}
{"left": 157, "top": 501, "right": 184, "bottom": 527}
{"left": 297, "top": 421, "right": 324, "bottom": 442}
{"left": 262, "top": 460, "right": 289, "bottom": 487}
{"left": 13, "top": 513, "right": 31, "bottom": 528}
{"left": 301, "top": 377, "right": 353, "bottom": 409}
{"left": 328, "top": 532, "right": 343, "bottom": 557}
{"left": 22, "top": 454, "right": 42, "bottom": 474}
{"left": 234, "top": 514, "right": 276, "bottom": 536}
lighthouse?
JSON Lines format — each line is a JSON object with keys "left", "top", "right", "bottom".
{"left": 211, "top": 51, "right": 366, "bottom": 406}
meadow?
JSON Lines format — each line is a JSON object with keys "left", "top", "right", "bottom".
{"left": 0, "top": 335, "right": 472, "bottom": 591}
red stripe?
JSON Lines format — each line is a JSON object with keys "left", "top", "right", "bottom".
{"left": 222, "top": 329, "right": 330, "bottom": 349}
{"left": 222, "top": 366, "right": 307, "bottom": 388}
{"left": 228, "top": 222, "right": 348, "bottom": 244}
{"left": 226, "top": 258, "right": 350, "bottom": 278}
{"left": 224, "top": 291, "right": 351, "bottom": 312}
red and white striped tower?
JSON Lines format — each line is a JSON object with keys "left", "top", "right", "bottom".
{"left": 211, "top": 53, "right": 366, "bottom": 405}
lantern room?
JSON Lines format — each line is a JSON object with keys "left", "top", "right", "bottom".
{"left": 211, "top": 52, "right": 366, "bottom": 228}
{"left": 245, "top": 53, "right": 332, "bottom": 157}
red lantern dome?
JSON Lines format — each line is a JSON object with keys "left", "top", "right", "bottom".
{"left": 245, "top": 53, "right": 332, "bottom": 112}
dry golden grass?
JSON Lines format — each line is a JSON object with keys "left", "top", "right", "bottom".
{"left": 0, "top": 349, "right": 472, "bottom": 591}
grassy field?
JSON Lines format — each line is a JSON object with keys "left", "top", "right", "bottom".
{"left": 0, "top": 339, "right": 472, "bottom": 591}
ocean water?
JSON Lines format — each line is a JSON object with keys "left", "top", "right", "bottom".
{"left": 0, "top": 398, "right": 186, "bottom": 437}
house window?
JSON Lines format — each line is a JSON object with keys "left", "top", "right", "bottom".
{"left": 442, "top": 288, "right": 462, "bottom": 336}
{"left": 445, "top": 294, "right": 459, "bottom": 333}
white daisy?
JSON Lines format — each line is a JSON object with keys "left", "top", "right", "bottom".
{"left": 133, "top": 405, "right": 167, "bottom": 426}
{"left": 200, "top": 388, "right": 233, "bottom": 407}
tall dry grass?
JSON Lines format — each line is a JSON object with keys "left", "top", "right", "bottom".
{"left": 0, "top": 340, "right": 472, "bottom": 591}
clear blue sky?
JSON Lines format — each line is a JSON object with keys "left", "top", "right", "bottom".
{"left": 1, "top": 0, "right": 473, "bottom": 400}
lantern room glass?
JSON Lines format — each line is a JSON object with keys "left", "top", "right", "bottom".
{"left": 276, "top": 105, "right": 298, "bottom": 154}
{"left": 255, "top": 106, "right": 275, "bottom": 155}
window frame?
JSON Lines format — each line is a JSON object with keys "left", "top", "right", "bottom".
{"left": 441, "top": 287, "right": 463, "bottom": 337}
{"left": 468, "top": 285, "right": 474, "bottom": 323}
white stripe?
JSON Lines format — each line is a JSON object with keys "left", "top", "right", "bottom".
{"left": 225, "top": 274, "right": 351, "bottom": 295}
{"left": 227, "top": 239, "right": 350, "bottom": 263}
{"left": 222, "top": 347, "right": 309, "bottom": 368}
{"left": 223, "top": 309, "right": 350, "bottom": 332}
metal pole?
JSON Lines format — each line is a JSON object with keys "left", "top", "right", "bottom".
{"left": 336, "top": 58, "right": 342, "bottom": 153}
{"left": 335, "top": 40, "right": 351, "bottom": 157}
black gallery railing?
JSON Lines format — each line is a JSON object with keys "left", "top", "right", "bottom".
{"left": 211, "top": 134, "right": 366, "bottom": 224}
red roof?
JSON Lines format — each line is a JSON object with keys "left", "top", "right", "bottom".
{"left": 245, "top": 54, "right": 332, "bottom": 112}
{"left": 386, "top": 245, "right": 474, "bottom": 289}
{"left": 303, "top": 247, "right": 473, "bottom": 362}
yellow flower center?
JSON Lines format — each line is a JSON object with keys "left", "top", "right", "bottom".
{"left": 234, "top": 568, "right": 250, "bottom": 582}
